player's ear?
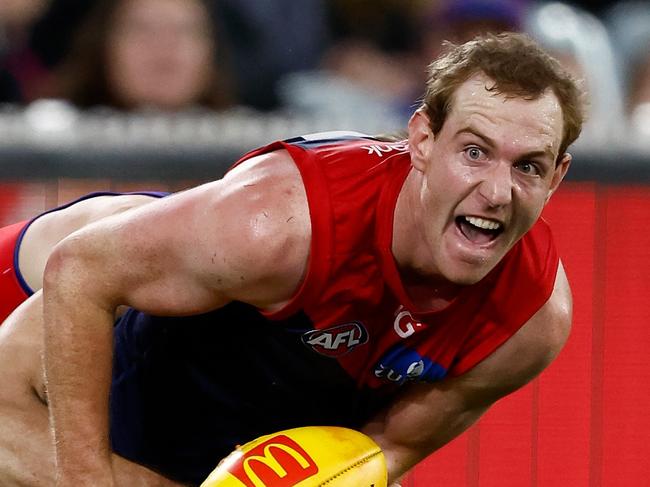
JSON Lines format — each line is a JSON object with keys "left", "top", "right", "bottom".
{"left": 408, "top": 109, "right": 434, "bottom": 172}
{"left": 546, "top": 152, "right": 572, "bottom": 203}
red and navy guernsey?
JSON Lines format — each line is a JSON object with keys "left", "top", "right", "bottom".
{"left": 109, "top": 133, "right": 559, "bottom": 485}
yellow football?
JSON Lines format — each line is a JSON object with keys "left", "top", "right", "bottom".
{"left": 200, "top": 426, "right": 387, "bottom": 487}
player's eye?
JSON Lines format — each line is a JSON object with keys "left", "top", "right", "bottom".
{"left": 464, "top": 146, "right": 486, "bottom": 161}
{"left": 515, "top": 161, "right": 541, "bottom": 176}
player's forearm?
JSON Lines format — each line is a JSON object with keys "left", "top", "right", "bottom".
{"left": 42, "top": 247, "right": 117, "bottom": 486}
{"left": 364, "top": 398, "right": 490, "bottom": 483}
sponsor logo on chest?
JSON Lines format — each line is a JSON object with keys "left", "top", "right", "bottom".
{"left": 393, "top": 306, "right": 425, "bottom": 338}
{"left": 374, "top": 345, "right": 448, "bottom": 385}
{"left": 373, "top": 306, "right": 447, "bottom": 384}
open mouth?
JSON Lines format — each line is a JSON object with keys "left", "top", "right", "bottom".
{"left": 455, "top": 216, "right": 503, "bottom": 245}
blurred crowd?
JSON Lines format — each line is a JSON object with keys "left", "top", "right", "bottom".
{"left": 1, "top": 0, "right": 649, "bottom": 143}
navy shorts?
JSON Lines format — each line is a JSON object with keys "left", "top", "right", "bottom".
{"left": 109, "top": 303, "right": 387, "bottom": 485}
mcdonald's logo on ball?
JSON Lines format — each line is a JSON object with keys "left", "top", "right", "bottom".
{"left": 200, "top": 426, "right": 388, "bottom": 487}
{"left": 228, "top": 435, "right": 318, "bottom": 487}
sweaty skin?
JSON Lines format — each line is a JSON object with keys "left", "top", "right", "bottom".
{"left": 393, "top": 74, "right": 570, "bottom": 294}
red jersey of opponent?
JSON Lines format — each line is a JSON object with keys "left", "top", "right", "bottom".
{"left": 0, "top": 220, "right": 31, "bottom": 322}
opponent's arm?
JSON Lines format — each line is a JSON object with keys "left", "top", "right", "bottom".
{"left": 19, "top": 194, "right": 158, "bottom": 292}
{"left": 42, "top": 151, "right": 309, "bottom": 486}
{"left": 363, "top": 263, "right": 572, "bottom": 484}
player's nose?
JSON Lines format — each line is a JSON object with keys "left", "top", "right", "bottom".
{"left": 478, "top": 160, "right": 513, "bottom": 208}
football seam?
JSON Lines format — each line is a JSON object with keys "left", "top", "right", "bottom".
{"left": 318, "top": 449, "right": 384, "bottom": 486}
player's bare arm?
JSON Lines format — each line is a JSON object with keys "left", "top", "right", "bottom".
{"left": 18, "top": 194, "right": 157, "bottom": 294}
{"left": 0, "top": 292, "right": 187, "bottom": 487}
{"left": 42, "top": 150, "right": 311, "bottom": 486}
{"left": 363, "top": 262, "right": 572, "bottom": 484}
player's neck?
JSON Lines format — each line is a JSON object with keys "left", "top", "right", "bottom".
{"left": 400, "top": 269, "right": 462, "bottom": 311}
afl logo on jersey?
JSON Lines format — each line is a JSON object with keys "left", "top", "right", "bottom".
{"left": 301, "top": 322, "right": 368, "bottom": 357}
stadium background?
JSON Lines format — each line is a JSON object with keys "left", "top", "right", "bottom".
{"left": 1, "top": 0, "right": 649, "bottom": 486}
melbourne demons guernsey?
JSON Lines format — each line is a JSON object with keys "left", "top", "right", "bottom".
{"left": 242, "top": 132, "right": 558, "bottom": 380}
{"left": 109, "top": 133, "right": 559, "bottom": 484}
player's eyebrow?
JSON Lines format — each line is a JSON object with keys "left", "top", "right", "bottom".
{"left": 518, "top": 148, "right": 556, "bottom": 161}
{"left": 457, "top": 125, "right": 556, "bottom": 161}
{"left": 455, "top": 126, "right": 497, "bottom": 148}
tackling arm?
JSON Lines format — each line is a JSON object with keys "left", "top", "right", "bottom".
{"left": 42, "top": 151, "right": 310, "bottom": 486}
{"left": 364, "top": 262, "right": 572, "bottom": 484}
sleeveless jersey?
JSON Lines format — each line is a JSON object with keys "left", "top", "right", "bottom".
{"left": 0, "top": 191, "right": 168, "bottom": 323}
{"left": 110, "top": 133, "right": 559, "bottom": 484}
{"left": 0, "top": 220, "right": 31, "bottom": 322}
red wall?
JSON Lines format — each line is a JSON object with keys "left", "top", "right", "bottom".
{"left": 407, "top": 182, "right": 650, "bottom": 486}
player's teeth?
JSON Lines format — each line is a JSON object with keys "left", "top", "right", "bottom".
{"left": 465, "top": 216, "right": 501, "bottom": 231}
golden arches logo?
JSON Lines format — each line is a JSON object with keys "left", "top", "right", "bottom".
{"left": 229, "top": 435, "right": 319, "bottom": 487}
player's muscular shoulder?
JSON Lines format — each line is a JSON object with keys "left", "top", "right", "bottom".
{"left": 204, "top": 150, "right": 311, "bottom": 308}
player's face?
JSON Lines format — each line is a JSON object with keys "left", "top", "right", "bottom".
{"left": 406, "top": 73, "right": 571, "bottom": 285}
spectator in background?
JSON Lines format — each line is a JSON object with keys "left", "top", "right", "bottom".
{"left": 319, "top": 0, "right": 424, "bottom": 118}
{"left": 0, "top": 0, "right": 52, "bottom": 103}
{"left": 631, "top": 51, "right": 650, "bottom": 104}
{"left": 27, "top": 0, "right": 97, "bottom": 78}
{"left": 629, "top": 50, "right": 650, "bottom": 131}
{"left": 212, "top": 0, "right": 328, "bottom": 111}
{"left": 0, "top": 0, "right": 55, "bottom": 227}
{"left": 52, "top": 0, "right": 235, "bottom": 111}
{"left": 605, "top": 1, "right": 650, "bottom": 132}
{"left": 419, "top": 0, "right": 529, "bottom": 60}
{"left": 277, "top": 0, "right": 424, "bottom": 126}
{"left": 629, "top": 52, "right": 650, "bottom": 112}
{"left": 569, "top": 0, "right": 616, "bottom": 17}
{"left": 279, "top": 0, "right": 529, "bottom": 126}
